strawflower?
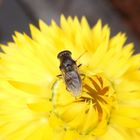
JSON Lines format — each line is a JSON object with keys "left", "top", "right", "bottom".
{"left": 0, "top": 15, "right": 140, "bottom": 140}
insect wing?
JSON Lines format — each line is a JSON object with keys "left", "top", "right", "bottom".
{"left": 64, "top": 70, "right": 82, "bottom": 96}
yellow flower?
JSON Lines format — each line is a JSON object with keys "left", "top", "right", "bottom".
{"left": 0, "top": 15, "right": 140, "bottom": 140}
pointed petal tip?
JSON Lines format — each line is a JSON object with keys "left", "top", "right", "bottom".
{"left": 38, "top": 19, "right": 44, "bottom": 27}
{"left": 97, "top": 19, "right": 102, "bottom": 25}
{"left": 60, "top": 14, "right": 66, "bottom": 21}
{"left": 81, "top": 16, "right": 88, "bottom": 23}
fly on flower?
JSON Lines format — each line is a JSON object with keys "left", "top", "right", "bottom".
{"left": 57, "top": 50, "right": 82, "bottom": 97}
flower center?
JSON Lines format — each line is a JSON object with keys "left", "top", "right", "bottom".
{"left": 51, "top": 74, "right": 115, "bottom": 136}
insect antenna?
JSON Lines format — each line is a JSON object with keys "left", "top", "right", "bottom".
{"left": 76, "top": 50, "right": 87, "bottom": 68}
{"left": 75, "top": 50, "right": 87, "bottom": 62}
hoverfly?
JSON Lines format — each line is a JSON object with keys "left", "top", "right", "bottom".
{"left": 57, "top": 50, "right": 82, "bottom": 97}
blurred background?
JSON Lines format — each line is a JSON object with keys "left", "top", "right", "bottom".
{"left": 0, "top": 0, "right": 140, "bottom": 52}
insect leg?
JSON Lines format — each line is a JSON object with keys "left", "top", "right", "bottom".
{"left": 78, "top": 64, "right": 82, "bottom": 67}
{"left": 57, "top": 74, "right": 63, "bottom": 78}
{"left": 80, "top": 73, "right": 85, "bottom": 80}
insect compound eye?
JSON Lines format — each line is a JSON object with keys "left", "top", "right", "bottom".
{"left": 57, "top": 50, "right": 72, "bottom": 59}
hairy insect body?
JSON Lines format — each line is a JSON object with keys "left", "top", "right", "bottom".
{"left": 57, "top": 50, "right": 82, "bottom": 97}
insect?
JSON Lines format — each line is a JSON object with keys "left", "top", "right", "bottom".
{"left": 57, "top": 50, "right": 82, "bottom": 97}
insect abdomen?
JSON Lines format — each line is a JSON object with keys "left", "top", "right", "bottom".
{"left": 65, "top": 71, "right": 82, "bottom": 96}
